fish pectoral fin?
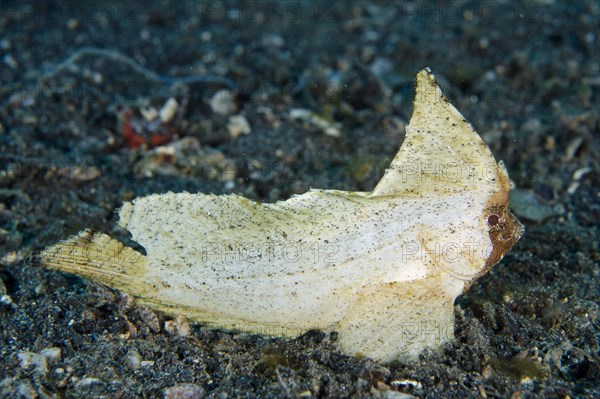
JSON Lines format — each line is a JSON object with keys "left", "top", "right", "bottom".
{"left": 334, "top": 277, "right": 455, "bottom": 362}
{"left": 38, "top": 229, "right": 150, "bottom": 296}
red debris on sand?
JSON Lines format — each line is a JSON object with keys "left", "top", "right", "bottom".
{"left": 119, "top": 107, "right": 175, "bottom": 149}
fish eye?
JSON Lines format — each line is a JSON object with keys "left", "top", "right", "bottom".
{"left": 488, "top": 214, "right": 499, "bottom": 226}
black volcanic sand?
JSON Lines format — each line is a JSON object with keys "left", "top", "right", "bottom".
{"left": 0, "top": 1, "right": 598, "bottom": 398}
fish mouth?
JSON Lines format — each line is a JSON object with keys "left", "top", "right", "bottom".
{"left": 485, "top": 209, "right": 524, "bottom": 269}
{"left": 510, "top": 210, "right": 525, "bottom": 242}
{"left": 459, "top": 209, "right": 524, "bottom": 294}
{"left": 504, "top": 210, "right": 525, "bottom": 249}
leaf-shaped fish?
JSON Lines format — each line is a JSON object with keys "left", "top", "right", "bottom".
{"left": 39, "top": 68, "right": 524, "bottom": 362}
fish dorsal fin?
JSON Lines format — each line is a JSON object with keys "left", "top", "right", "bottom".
{"left": 371, "top": 68, "right": 505, "bottom": 198}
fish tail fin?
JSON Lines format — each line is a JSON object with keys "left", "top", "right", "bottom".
{"left": 38, "top": 229, "right": 149, "bottom": 295}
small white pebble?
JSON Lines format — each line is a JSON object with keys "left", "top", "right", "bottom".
{"left": 17, "top": 352, "right": 48, "bottom": 374}
{"left": 160, "top": 98, "right": 179, "bottom": 123}
{"left": 140, "top": 106, "right": 159, "bottom": 121}
{"left": 164, "top": 383, "right": 205, "bottom": 399}
{"left": 164, "top": 315, "right": 191, "bottom": 337}
{"left": 1, "top": 295, "right": 13, "bottom": 305}
{"left": 39, "top": 347, "right": 62, "bottom": 364}
{"left": 572, "top": 167, "right": 592, "bottom": 181}
{"left": 125, "top": 349, "right": 142, "bottom": 370}
{"left": 227, "top": 115, "right": 251, "bottom": 138}
{"left": 210, "top": 90, "right": 236, "bottom": 116}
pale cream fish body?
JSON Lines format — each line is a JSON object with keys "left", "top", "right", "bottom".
{"left": 40, "top": 68, "right": 523, "bottom": 362}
